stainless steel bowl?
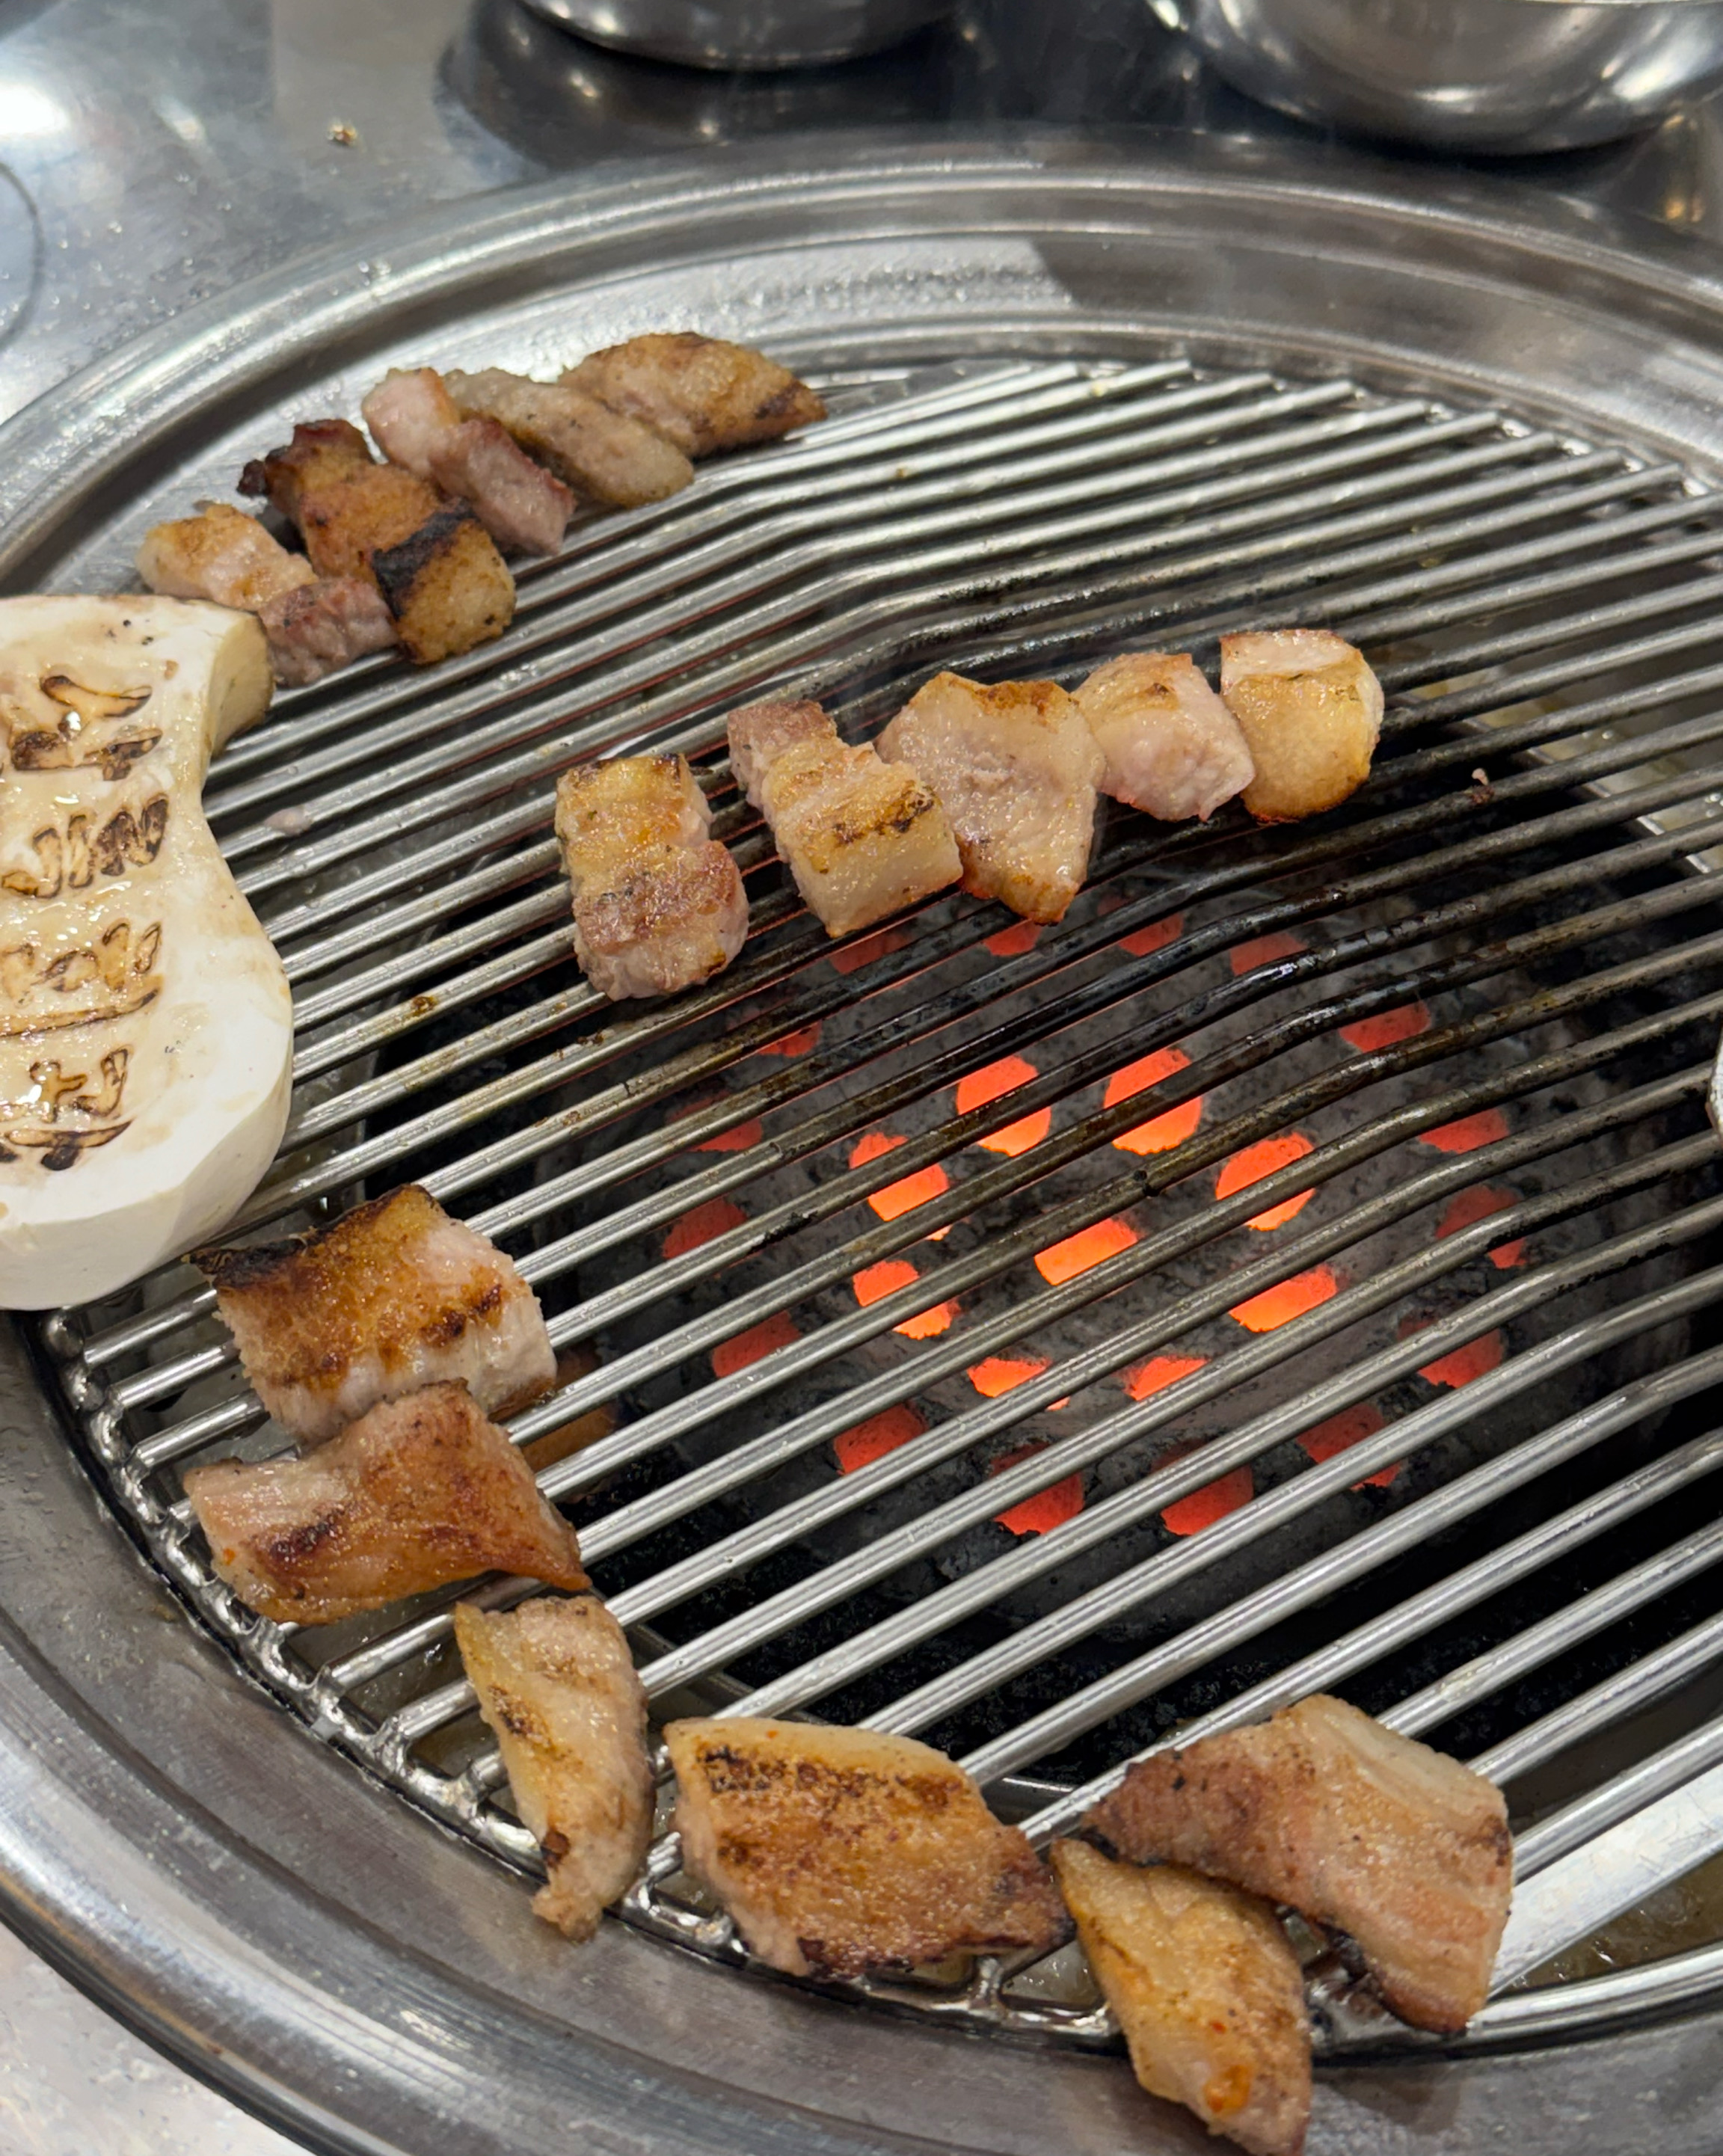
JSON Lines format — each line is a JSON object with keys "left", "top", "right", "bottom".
{"left": 518, "top": 0, "right": 961, "bottom": 70}
{"left": 1160, "top": 0, "right": 1723, "bottom": 151}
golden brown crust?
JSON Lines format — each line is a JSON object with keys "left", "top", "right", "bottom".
{"left": 562, "top": 333, "right": 825, "bottom": 458}
{"left": 1052, "top": 1840, "right": 1310, "bottom": 2156}
{"left": 1082, "top": 1696, "right": 1511, "bottom": 2033}
{"left": 1219, "top": 633, "right": 1382, "bottom": 824}
{"left": 370, "top": 506, "right": 514, "bottom": 664}
{"left": 664, "top": 1717, "right": 1069, "bottom": 1980}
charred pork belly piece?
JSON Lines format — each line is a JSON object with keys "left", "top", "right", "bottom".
{"left": 1052, "top": 1841, "right": 1310, "bottom": 2156}
{"left": 444, "top": 367, "right": 693, "bottom": 509}
{"left": 240, "top": 418, "right": 514, "bottom": 664}
{"left": 1075, "top": 651, "right": 1256, "bottom": 824}
{"left": 879, "top": 671, "right": 1103, "bottom": 924}
{"left": 361, "top": 367, "right": 574, "bottom": 556}
{"left": 1218, "top": 630, "right": 1383, "bottom": 823}
{"left": 194, "top": 1185, "right": 556, "bottom": 1446}
{"left": 184, "top": 1382, "right": 588, "bottom": 1627}
{"left": 664, "top": 1717, "right": 1069, "bottom": 1980}
{"left": 455, "top": 1593, "right": 653, "bottom": 1940}
{"left": 564, "top": 333, "right": 825, "bottom": 459}
{"left": 1084, "top": 1695, "right": 1512, "bottom": 2034}
{"left": 728, "top": 697, "right": 960, "bottom": 939}
{"left": 135, "top": 500, "right": 396, "bottom": 687}
{"left": 554, "top": 753, "right": 749, "bottom": 1000}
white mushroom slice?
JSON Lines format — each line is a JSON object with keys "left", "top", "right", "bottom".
{"left": 0, "top": 595, "right": 288, "bottom": 1308}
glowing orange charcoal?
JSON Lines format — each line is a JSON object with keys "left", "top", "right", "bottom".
{"left": 849, "top": 1130, "right": 952, "bottom": 1224}
{"left": 663, "top": 1196, "right": 749, "bottom": 1259}
{"left": 756, "top": 1019, "right": 823, "bottom": 1056}
{"left": 1122, "top": 1352, "right": 1208, "bottom": 1402}
{"left": 834, "top": 1402, "right": 926, "bottom": 1475}
{"left": 1419, "top": 1329, "right": 1505, "bottom": 1389}
{"left": 967, "top": 1354, "right": 1050, "bottom": 1398}
{"left": 711, "top": 1310, "right": 799, "bottom": 1378}
{"left": 1120, "top": 911, "right": 1184, "bottom": 959}
{"left": 1214, "top": 1131, "right": 1316, "bottom": 1229}
{"left": 1161, "top": 1453, "right": 1253, "bottom": 1536}
{"left": 1105, "top": 1045, "right": 1203, "bottom": 1155}
{"left": 830, "top": 925, "right": 912, "bottom": 976}
{"left": 986, "top": 920, "right": 1040, "bottom": 956}
{"left": 1341, "top": 1001, "right": 1431, "bottom": 1054}
{"left": 1419, "top": 1107, "right": 1508, "bottom": 1155}
{"left": 989, "top": 1443, "right": 1084, "bottom": 1536}
{"left": 1297, "top": 1400, "right": 1401, "bottom": 1489}
{"left": 955, "top": 1054, "right": 1051, "bottom": 1157}
{"left": 1036, "top": 1217, "right": 1139, "bottom": 1286}
{"left": 669, "top": 1099, "right": 764, "bottom": 1155}
{"left": 1229, "top": 1262, "right": 1339, "bottom": 1333}
{"left": 850, "top": 1258, "right": 958, "bottom": 1339}
{"left": 1436, "top": 1185, "right": 1526, "bottom": 1268}
{"left": 1229, "top": 928, "right": 1306, "bottom": 976}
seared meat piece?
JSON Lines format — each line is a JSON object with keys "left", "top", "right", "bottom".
{"left": 455, "top": 1593, "right": 653, "bottom": 1940}
{"left": 1219, "top": 630, "right": 1383, "bottom": 823}
{"left": 1053, "top": 1840, "right": 1310, "bottom": 2156}
{"left": 555, "top": 753, "right": 748, "bottom": 1000}
{"left": 562, "top": 333, "right": 825, "bottom": 458}
{"left": 664, "top": 1717, "right": 1070, "bottom": 1980}
{"left": 195, "top": 1185, "right": 556, "bottom": 1446}
{"left": 725, "top": 698, "right": 829, "bottom": 807}
{"left": 444, "top": 367, "right": 693, "bottom": 509}
{"left": 1084, "top": 1695, "right": 1511, "bottom": 2034}
{"left": 1075, "top": 651, "right": 1255, "bottom": 823}
{"left": 241, "top": 418, "right": 514, "bottom": 664}
{"left": 184, "top": 1382, "right": 588, "bottom": 1626}
{"left": 135, "top": 500, "right": 315, "bottom": 611}
{"left": 726, "top": 698, "right": 960, "bottom": 939}
{"left": 257, "top": 575, "right": 397, "bottom": 687}
{"left": 361, "top": 368, "right": 574, "bottom": 555}
{"left": 879, "top": 671, "right": 1103, "bottom": 924}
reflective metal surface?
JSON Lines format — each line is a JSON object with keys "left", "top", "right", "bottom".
{"left": 7, "top": 132, "right": 1723, "bottom": 2154}
{"left": 1166, "top": 0, "right": 1723, "bottom": 153}
{"left": 518, "top": 0, "right": 961, "bottom": 69}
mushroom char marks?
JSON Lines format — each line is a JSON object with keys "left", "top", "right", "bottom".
{"left": 240, "top": 417, "right": 515, "bottom": 664}
{"left": 455, "top": 1594, "right": 654, "bottom": 1941}
{"left": 726, "top": 698, "right": 961, "bottom": 940}
{"left": 663, "top": 1717, "right": 1071, "bottom": 1980}
{"left": 444, "top": 367, "right": 695, "bottom": 509}
{"left": 182, "top": 1382, "right": 588, "bottom": 1626}
{"left": 554, "top": 753, "right": 749, "bottom": 999}
{"left": 561, "top": 332, "right": 826, "bottom": 458}
{"left": 194, "top": 1185, "right": 556, "bottom": 1446}
{"left": 1219, "top": 630, "right": 1383, "bottom": 823}
{"left": 1075, "top": 651, "right": 1256, "bottom": 824}
{"left": 362, "top": 368, "right": 574, "bottom": 555}
{"left": 1083, "top": 1695, "right": 1512, "bottom": 2034}
{"left": 1052, "top": 1840, "right": 1311, "bottom": 2156}
{"left": 879, "top": 672, "right": 1104, "bottom": 924}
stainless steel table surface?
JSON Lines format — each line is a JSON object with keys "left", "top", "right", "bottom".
{"left": 4, "top": 0, "right": 1723, "bottom": 2145}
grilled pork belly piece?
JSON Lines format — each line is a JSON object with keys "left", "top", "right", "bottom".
{"left": 664, "top": 1717, "right": 1070, "bottom": 1980}
{"left": 444, "top": 367, "right": 693, "bottom": 509}
{"left": 135, "top": 500, "right": 396, "bottom": 687}
{"left": 1219, "top": 630, "right": 1383, "bottom": 823}
{"left": 1083, "top": 1695, "right": 1511, "bottom": 2034}
{"left": 194, "top": 1185, "right": 556, "bottom": 1446}
{"left": 1075, "top": 652, "right": 1256, "bottom": 823}
{"left": 361, "top": 368, "right": 574, "bottom": 556}
{"left": 727, "top": 698, "right": 962, "bottom": 939}
{"left": 562, "top": 332, "right": 826, "bottom": 459}
{"left": 184, "top": 1382, "right": 588, "bottom": 1626}
{"left": 1052, "top": 1841, "right": 1310, "bottom": 2156}
{"left": 879, "top": 672, "right": 1104, "bottom": 924}
{"left": 455, "top": 1594, "right": 653, "bottom": 1940}
{"left": 555, "top": 754, "right": 749, "bottom": 999}
{"left": 240, "top": 418, "right": 515, "bottom": 664}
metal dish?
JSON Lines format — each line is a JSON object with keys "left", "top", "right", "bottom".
{"left": 517, "top": 0, "right": 961, "bottom": 70}
{"left": 1157, "top": 0, "right": 1723, "bottom": 152}
{"left": 4, "top": 134, "right": 1723, "bottom": 2155}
